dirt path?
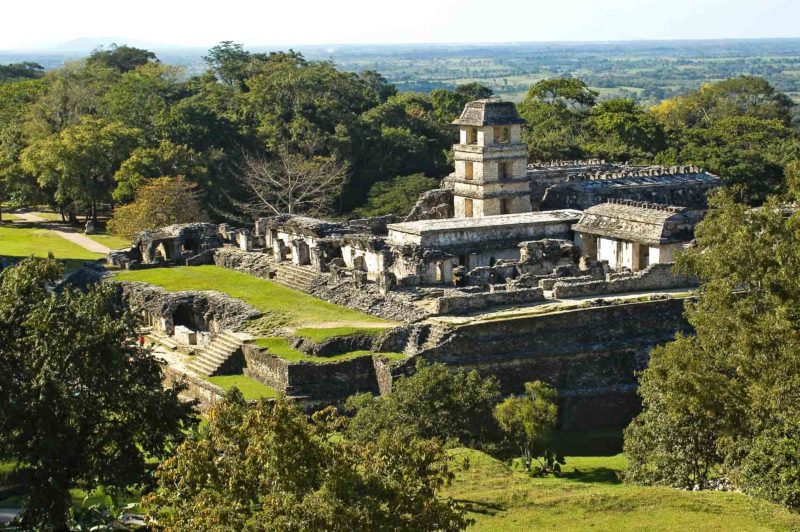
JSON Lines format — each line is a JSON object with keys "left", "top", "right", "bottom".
{"left": 12, "top": 212, "right": 111, "bottom": 254}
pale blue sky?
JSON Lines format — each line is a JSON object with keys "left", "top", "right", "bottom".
{"left": 3, "top": 0, "right": 799, "bottom": 49}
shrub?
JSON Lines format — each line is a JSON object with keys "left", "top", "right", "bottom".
{"left": 493, "top": 381, "right": 562, "bottom": 474}
{"left": 736, "top": 423, "right": 800, "bottom": 510}
{"left": 345, "top": 360, "right": 502, "bottom": 449}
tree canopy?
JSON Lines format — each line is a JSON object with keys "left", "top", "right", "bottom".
{"left": 345, "top": 360, "right": 502, "bottom": 450}
{"left": 107, "top": 176, "right": 208, "bottom": 239}
{"left": 0, "top": 257, "right": 196, "bottom": 529}
{"left": 624, "top": 190, "right": 800, "bottom": 507}
{"left": 146, "top": 392, "right": 469, "bottom": 531}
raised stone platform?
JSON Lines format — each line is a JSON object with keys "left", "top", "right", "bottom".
{"left": 387, "top": 210, "right": 582, "bottom": 247}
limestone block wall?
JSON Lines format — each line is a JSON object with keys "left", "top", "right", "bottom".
{"left": 551, "top": 263, "right": 696, "bottom": 298}
{"left": 434, "top": 287, "right": 544, "bottom": 314}
{"left": 243, "top": 345, "right": 383, "bottom": 403}
{"left": 418, "top": 297, "right": 691, "bottom": 430}
{"left": 164, "top": 366, "right": 225, "bottom": 411}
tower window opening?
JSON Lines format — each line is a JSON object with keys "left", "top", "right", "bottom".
{"left": 494, "top": 126, "right": 510, "bottom": 144}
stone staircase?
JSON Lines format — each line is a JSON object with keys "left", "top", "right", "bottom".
{"left": 187, "top": 331, "right": 246, "bottom": 377}
{"left": 273, "top": 263, "right": 321, "bottom": 292}
{"left": 403, "top": 322, "right": 452, "bottom": 355}
{"left": 421, "top": 323, "right": 452, "bottom": 351}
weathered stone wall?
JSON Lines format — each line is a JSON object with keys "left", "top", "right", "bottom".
{"left": 418, "top": 297, "right": 691, "bottom": 430}
{"left": 551, "top": 263, "right": 696, "bottom": 298}
{"left": 404, "top": 188, "right": 454, "bottom": 222}
{"left": 293, "top": 333, "right": 378, "bottom": 358}
{"left": 164, "top": 366, "right": 225, "bottom": 411}
{"left": 242, "top": 344, "right": 291, "bottom": 392}
{"left": 213, "top": 247, "right": 275, "bottom": 279}
{"left": 434, "top": 287, "right": 544, "bottom": 314}
{"left": 306, "top": 278, "right": 430, "bottom": 323}
{"left": 285, "top": 356, "right": 381, "bottom": 401}
{"left": 244, "top": 345, "right": 383, "bottom": 403}
{"left": 534, "top": 176, "right": 718, "bottom": 211}
{"left": 112, "top": 280, "right": 261, "bottom": 334}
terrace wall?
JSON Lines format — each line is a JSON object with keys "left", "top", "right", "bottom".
{"left": 418, "top": 297, "right": 691, "bottom": 430}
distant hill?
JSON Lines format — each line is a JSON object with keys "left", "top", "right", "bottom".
{"left": 2, "top": 38, "right": 799, "bottom": 104}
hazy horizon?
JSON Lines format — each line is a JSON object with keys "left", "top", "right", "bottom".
{"left": 2, "top": 0, "right": 799, "bottom": 51}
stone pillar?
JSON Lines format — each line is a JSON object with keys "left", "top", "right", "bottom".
{"left": 254, "top": 218, "right": 269, "bottom": 237}
{"left": 291, "top": 239, "right": 311, "bottom": 266}
{"left": 310, "top": 247, "right": 327, "bottom": 272}
{"left": 237, "top": 230, "right": 252, "bottom": 252}
{"left": 273, "top": 239, "right": 287, "bottom": 262}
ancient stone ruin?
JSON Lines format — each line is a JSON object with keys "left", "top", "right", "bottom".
{"left": 106, "top": 97, "right": 722, "bottom": 429}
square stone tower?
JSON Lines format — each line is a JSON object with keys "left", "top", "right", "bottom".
{"left": 451, "top": 99, "right": 531, "bottom": 218}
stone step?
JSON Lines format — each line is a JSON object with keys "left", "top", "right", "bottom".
{"left": 209, "top": 337, "right": 240, "bottom": 351}
{"left": 199, "top": 351, "right": 231, "bottom": 365}
{"left": 186, "top": 329, "right": 247, "bottom": 377}
{"left": 188, "top": 360, "right": 218, "bottom": 376}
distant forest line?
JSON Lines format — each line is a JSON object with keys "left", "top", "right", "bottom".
{"left": 3, "top": 39, "right": 800, "bottom": 106}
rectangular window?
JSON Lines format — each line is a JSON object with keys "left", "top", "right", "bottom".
{"left": 464, "top": 199, "right": 474, "bottom": 218}
{"left": 501, "top": 198, "right": 510, "bottom": 215}
{"left": 494, "top": 126, "right": 510, "bottom": 144}
{"left": 498, "top": 161, "right": 513, "bottom": 180}
{"left": 466, "top": 127, "right": 478, "bottom": 145}
{"left": 464, "top": 161, "right": 474, "bottom": 180}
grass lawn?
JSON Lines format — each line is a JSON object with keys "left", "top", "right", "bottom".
{"left": 86, "top": 232, "right": 131, "bottom": 250}
{"left": 445, "top": 448, "right": 800, "bottom": 531}
{"left": 115, "top": 265, "right": 394, "bottom": 330}
{"left": 255, "top": 337, "right": 406, "bottom": 364}
{"left": 204, "top": 374, "right": 279, "bottom": 400}
{"left": 0, "top": 224, "right": 104, "bottom": 271}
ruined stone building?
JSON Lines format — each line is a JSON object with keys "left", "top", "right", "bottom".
{"left": 572, "top": 199, "right": 704, "bottom": 271}
{"left": 451, "top": 100, "right": 531, "bottom": 217}
{"left": 104, "top": 98, "right": 731, "bottom": 429}
{"left": 443, "top": 99, "right": 720, "bottom": 217}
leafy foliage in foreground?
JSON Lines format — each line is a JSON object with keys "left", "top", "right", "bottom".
{"left": 624, "top": 190, "right": 800, "bottom": 508}
{"left": 146, "top": 392, "right": 469, "bottom": 531}
{"left": 0, "top": 256, "right": 196, "bottom": 529}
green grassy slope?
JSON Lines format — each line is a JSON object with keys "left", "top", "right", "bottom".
{"left": 204, "top": 374, "right": 279, "bottom": 400}
{"left": 0, "top": 224, "right": 104, "bottom": 270}
{"left": 445, "top": 449, "right": 800, "bottom": 531}
{"left": 114, "top": 265, "right": 394, "bottom": 330}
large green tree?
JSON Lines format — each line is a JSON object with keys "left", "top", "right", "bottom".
{"left": 624, "top": 190, "right": 800, "bottom": 506}
{"left": 355, "top": 173, "right": 440, "bottom": 218}
{"left": 0, "top": 257, "right": 196, "bottom": 529}
{"left": 108, "top": 176, "right": 209, "bottom": 239}
{"left": 146, "top": 392, "right": 469, "bottom": 531}
{"left": 21, "top": 117, "right": 140, "bottom": 221}
{"left": 517, "top": 78, "right": 598, "bottom": 161}
{"left": 653, "top": 77, "right": 799, "bottom": 203}
{"left": 582, "top": 99, "right": 666, "bottom": 162}
{"left": 346, "top": 360, "right": 502, "bottom": 449}
{"left": 86, "top": 44, "right": 158, "bottom": 73}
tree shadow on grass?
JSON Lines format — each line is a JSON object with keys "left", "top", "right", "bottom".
{"left": 452, "top": 499, "right": 506, "bottom": 516}
{"left": 561, "top": 467, "right": 622, "bottom": 485}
